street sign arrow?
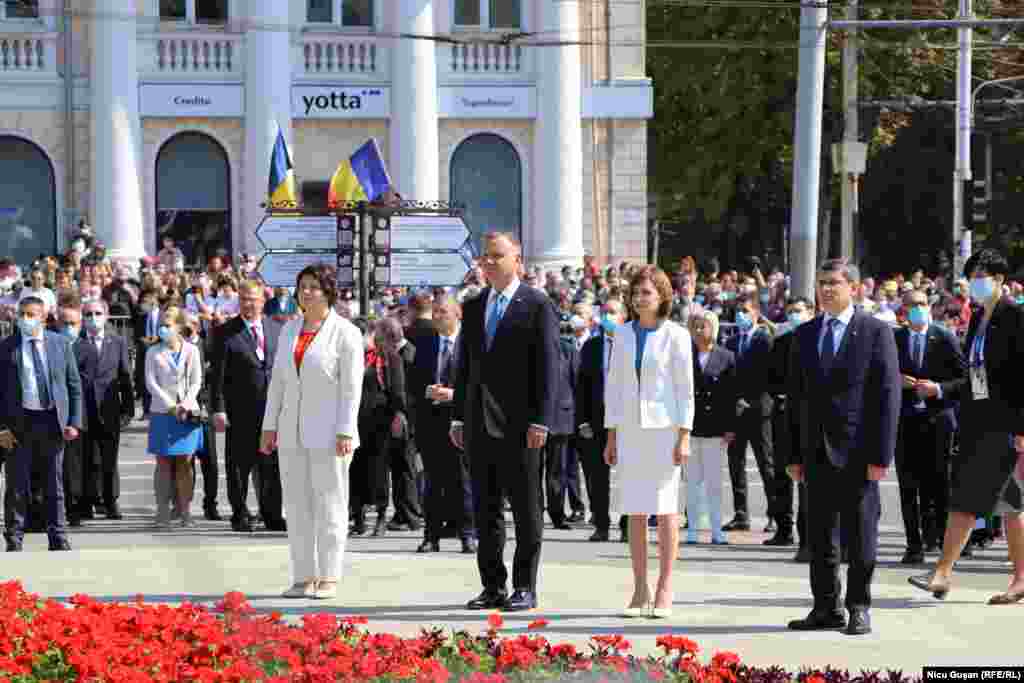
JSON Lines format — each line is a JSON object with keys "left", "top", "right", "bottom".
{"left": 258, "top": 252, "right": 335, "bottom": 287}
{"left": 256, "top": 216, "right": 338, "bottom": 251}
{"left": 389, "top": 215, "right": 470, "bottom": 251}
{"left": 383, "top": 251, "right": 472, "bottom": 286}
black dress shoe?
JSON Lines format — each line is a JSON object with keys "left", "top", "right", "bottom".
{"left": 461, "top": 538, "right": 477, "bottom": 554}
{"left": 552, "top": 521, "right": 572, "bottom": 530}
{"left": 793, "top": 546, "right": 812, "bottom": 563}
{"left": 787, "top": 608, "right": 846, "bottom": 631}
{"left": 568, "top": 511, "right": 585, "bottom": 524}
{"left": 350, "top": 520, "right": 367, "bottom": 536}
{"left": 763, "top": 533, "right": 795, "bottom": 546}
{"left": 900, "top": 549, "right": 926, "bottom": 565}
{"left": 5, "top": 539, "right": 22, "bottom": 552}
{"left": 105, "top": 503, "right": 124, "bottom": 521}
{"left": 763, "top": 518, "right": 777, "bottom": 534}
{"left": 78, "top": 505, "right": 95, "bottom": 520}
{"left": 924, "top": 542, "right": 941, "bottom": 553}
{"left": 845, "top": 608, "right": 871, "bottom": 635}
{"left": 48, "top": 538, "right": 72, "bottom": 551}
{"left": 417, "top": 539, "right": 440, "bottom": 553}
{"left": 67, "top": 512, "right": 82, "bottom": 528}
{"left": 589, "top": 530, "right": 610, "bottom": 542}
{"left": 722, "top": 517, "right": 751, "bottom": 532}
{"left": 467, "top": 590, "right": 507, "bottom": 610}
{"left": 204, "top": 507, "right": 223, "bottom": 521}
{"left": 387, "top": 519, "right": 410, "bottom": 532}
{"left": 231, "top": 518, "right": 254, "bottom": 533}
{"left": 264, "top": 520, "right": 288, "bottom": 532}
{"left": 961, "top": 544, "right": 974, "bottom": 558}
{"left": 372, "top": 518, "right": 387, "bottom": 537}
{"left": 440, "top": 523, "right": 457, "bottom": 539}
{"left": 502, "top": 589, "right": 538, "bottom": 612}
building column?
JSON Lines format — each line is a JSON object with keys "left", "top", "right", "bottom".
{"left": 243, "top": 0, "right": 292, "bottom": 255}
{"left": 390, "top": 0, "right": 439, "bottom": 200}
{"left": 531, "top": 0, "right": 583, "bottom": 267}
{"left": 90, "top": 0, "right": 145, "bottom": 262}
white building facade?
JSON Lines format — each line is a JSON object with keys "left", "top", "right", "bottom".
{"left": 0, "top": 0, "right": 651, "bottom": 269}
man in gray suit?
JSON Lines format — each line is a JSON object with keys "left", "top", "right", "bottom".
{"left": 0, "top": 296, "right": 83, "bottom": 551}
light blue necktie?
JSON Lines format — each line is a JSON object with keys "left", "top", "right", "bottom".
{"left": 485, "top": 294, "right": 507, "bottom": 350}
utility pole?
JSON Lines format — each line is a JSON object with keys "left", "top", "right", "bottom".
{"left": 840, "top": 0, "right": 860, "bottom": 263}
{"left": 789, "top": 1, "right": 829, "bottom": 301}
{"left": 953, "top": 0, "right": 974, "bottom": 277}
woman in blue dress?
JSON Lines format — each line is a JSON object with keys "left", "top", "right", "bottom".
{"left": 145, "top": 305, "right": 204, "bottom": 528}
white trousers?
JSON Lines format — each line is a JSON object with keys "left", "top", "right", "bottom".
{"left": 278, "top": 446, "right": 351, "bottom": 582}
{"left": 685, "top": 437, "right": 726, "bottom": 539}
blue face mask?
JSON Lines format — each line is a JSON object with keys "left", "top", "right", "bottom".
{"left": 969, "top": 277, "right": 995, "bottom": 304}
{"left": 62, "top": 325, "right": 80, "bottom": 339}
{"left": 787, "top": 313, "right": 805, "bottom": 327}
{"left": 907, "top": 306, "right": 930, "bottom": 327}
{"left": 600, "top": 314, "right": 618, "bottom": 335}
{"left": 759, "top": 292, "right": 771, "bottom": 305}
{"left": 722, "top": 291, "right": 736, "bottom": 301}
{"left": 735, "top": 311, "right": 754, "bottom": 331}
{"left": 1016, "top": 296, "right": 1024, "bottom": 306}
{"left": 694, "top": 295, "right": 705, "bottom": 305}
{"left": 158, "top": 326, "right": 174, "bottom": 343}
{"left": 17, "top": 318, "right": 41, "bottom": 337}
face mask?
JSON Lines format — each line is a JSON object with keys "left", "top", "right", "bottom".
{"left": 140, "top": 303, "right": 155, "bottom": 314}
{"left": 759, "top": 292, "right": 771, "bottom": 305}
{"left": 17, "top": 318, "right": 41, "bottom": 337}
{"left": 158, "top": 326, "right": 173, "bottom": 343}
{"left": 278, "top": 295, "right": 289, "bottom": 308}
{"left": 694, "top": 295, "right": 705, "bottom": 305}
{"left": 600, "top": 314, "right": 618, "bottom": 335}
{"left": 84, "top": 316, "right": 104, "bottom": 331}
{"left": 735, "top": 311, "right": 754, "bottom": 331}
{"left": 62, "top": 325, "right": 80, "bottom": 339}
{"left": 969, "top": 277, "right": 995, "bottom": 304}
{"left": 1016, "top": 296, "right": 1024, "bottom": 306}
{"left": 722, "top": 291, "right": 736, "bottom": 301}
{"left": 907, "top": 306, "right": 930, "bottom": 327}
{"left": 72, "top": 241, "right": 85, "bottom": 254}
{"left": 787, "top": 313, "right": 805, "bottom": 326}
{"left": 712, "top": 306, "right": 724, "bottom": 316}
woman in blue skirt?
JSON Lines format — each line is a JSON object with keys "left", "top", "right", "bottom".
{"left": 145, "top": 305, "right": 204, "bottom": 528}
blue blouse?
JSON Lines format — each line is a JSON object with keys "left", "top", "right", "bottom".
{"left": 633, "top": 320, "right": 662, "bottom": 380}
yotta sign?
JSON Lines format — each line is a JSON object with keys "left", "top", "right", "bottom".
{"left": 292, "top": 86, "right": 390, "bottom": 119}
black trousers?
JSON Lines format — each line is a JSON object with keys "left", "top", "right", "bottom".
{"left": 84, "top": 425, "right": 121, "bottom": 506}
{"left": 770, "top": 403, "right": 795, "bottom": 534}
{"left": 542, "top": 434, "right": 568, "bottom": 525}
{"left": 4, "top": 410, "right": 66, "bottom": 544}
{"left": 224, "top": 425, "right": 284, "bottom": 523}
{"left": 579, "top": 430, "right": 611, "bottom": 531}
{"left": 727, "top": 409, "right": 776, "bottom": 520}
{"left": 389, "top": 436, "right": 422, "bottom": 523}
{"left": 896, "top": 412, "right": 953, "bottom": 551}
{"left": 564, "top": 437, "right": 585, "bottom": 513}
{"left": 350, "top": 436, "right": 390, "bottom": 520}
{"left": 419, "top": 419, "right": 474, "bottom": 541}
{"left": 806, "top": 452, "right": 881, "bottom": 611}
{"left": 471, "top": 430, "right": 544, "bottom": 593}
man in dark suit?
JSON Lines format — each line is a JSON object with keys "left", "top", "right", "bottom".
{"left": 894, "top": 289, "right": 967, "bottom": 564}
{"left": 452, "top": 231, "right": 560, "bottom": 612}
{"left": 576, "top": 300, "right": 627, "bottom": 542}
{"left": 209, "top": 281, "right": 285, "bottom": 532}
{"left": 786, "top": 260, "right": 901, "bottom": 636}
{"left": 76, "top": 299, "right": 134, "bottom": 521}
{"left": 411, "top": 296, "right": 476, "bottom": 554}
{"left": 57, "top": 301, "right": 87, "bottom": 527}
{"left": 723, "top": 292, "right": 777, "bottom": 533}
{"left": 543, "top": 333, "right": 578, "bottom": 530}
{"left": 0, "top": 296, "right": 83, "bottom": 551}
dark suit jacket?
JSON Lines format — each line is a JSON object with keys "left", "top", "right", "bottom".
{"left": 550, "top": 338, "right": 578, "bottom": 436}
{"left": 725, "top": 326, "right": 774, "bottom": 417}
{"left": 359, "top": 349, "right": 409, "bottom": 436}
{"left": 787, "top": 310, "right": 901, "bottom": 469}
{"left": 453, "top": 284, "right": 560, "bottom": 445}
{"left": 75, "top": 328, "right": 134, "bottom": 433}
{"left": 895, "top": 323, "right": 967, "bottom": 427}
{"left": 691, "top": 344, "right": 737, "bottom": 438}
{"left": 576, "top": 333, "right": 609, "bottom": 435}
{"left": 411, "top": 332, "right": 460, "bottom": 444}
{"left": 957, "top": 300, "right": 1024, "bottom": 435}
{"left": 208, "top": 316, "right": 282, "bottom": 428}
{"left": 0, "top": 330, "right": 83, "bottom": 435}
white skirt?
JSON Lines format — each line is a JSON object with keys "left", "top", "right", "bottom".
{"left": 613, "top": 424, "right": 681, "bottom": 515}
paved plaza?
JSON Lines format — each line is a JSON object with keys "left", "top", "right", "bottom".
{"left": 1, "top": 419, "right": 1018, "bottom": 672}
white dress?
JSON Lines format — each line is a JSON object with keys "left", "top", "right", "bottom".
{"left": 605, "top": 321, "right": 694, "bottom": 515}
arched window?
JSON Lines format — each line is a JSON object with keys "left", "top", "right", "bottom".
{"left": 449, "top": 134, "right": 522, "bottom": 253}
{"left": 0, "top": 135, "right": 56, "bottom": 266}
{"left": 156, "top": 132, "right": 231, "bottom": 266}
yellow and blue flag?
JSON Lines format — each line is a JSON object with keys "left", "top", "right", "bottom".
{"left": 328, "top": 138, "right": 392, "bottom": 206}
{"left": 268, "top": 126, "right": 297, "bottom": 205}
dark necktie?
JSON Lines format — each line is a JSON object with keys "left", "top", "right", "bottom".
{"left": 820, "top": 318, "right": 839, "bottom": 373}
{"left": 913, "top": 333, "right": 924, "bottom": 372}
{"left": 30, "top": 338, "right": 52, "bottom": 409}
{"left": 438, "top": 338, "right": 453, "bottom": 386}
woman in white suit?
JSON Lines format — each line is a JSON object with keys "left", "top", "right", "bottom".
{"left": 604, "top": 265, "right": 694, "bottom": 619}
{"left": 261, "top": 264, "right": 364, "bottom": 600}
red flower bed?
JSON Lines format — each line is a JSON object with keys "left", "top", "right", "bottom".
{"left": 0, "top": 581, "right": 916, "bottom": 682}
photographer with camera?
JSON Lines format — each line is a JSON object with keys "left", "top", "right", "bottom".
{"left": 144, "top": 305, "right": 204, "bottom": 529}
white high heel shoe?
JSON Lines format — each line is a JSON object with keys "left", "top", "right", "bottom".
{"left": 281, "top": 581, "right": 317, "bottom": 599}
{"left": 621, "top": 602, "right": 651, "bottom": 618}
{"left": 314, "top": 580, "right": 339, "bottom": 600}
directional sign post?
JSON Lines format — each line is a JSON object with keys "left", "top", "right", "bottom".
{"left": 384, "top": 251, "right": 472, "bottom": 287}
{"left": 390, "top": 215, "right": 471, "bottom": 251}
{"left": 257, "top": 252, "right": 336, "bottom": 287}
{"left": 256, "top": 215, "right": 339, "bottom": 251}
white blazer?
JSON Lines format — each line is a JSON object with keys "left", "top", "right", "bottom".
{"left": 604, "top": 320, "right": 695, "bottom": 431}
{"left": 145, "top": 341, "right": 203, "bottom": 415}
{"left": 263, "top": 310, "right": 364, "bottom": 451}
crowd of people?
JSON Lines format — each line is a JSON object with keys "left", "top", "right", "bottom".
{"left": 1, "top": 225, "right": 1022, "bottom": 625}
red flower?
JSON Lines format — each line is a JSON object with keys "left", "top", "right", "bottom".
{"left": 487, "top": 612, "right": 504, "bottom": 630}
{"left": 527, "top": 618, "right": 549, "bottom": 630}
{"left": 656, "top": 634, "right": 700, "bottom": 655}
{"left": 712, "top": 651, "right": 742, "bottom": 668}
{"left": 807, "top": 676, "right": 828, "bottom": 683}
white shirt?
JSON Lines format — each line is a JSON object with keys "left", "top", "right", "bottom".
{"left": 819, "top": 303, "right": 855, "bottom": 358}
{"left": 20, "top": 333, "right": 48, "bottom": 410}
{"left": 574, "top": 332, "right": 589, "bottom": 351}
{"left": 88, "top": 329, "right": 104, "bottom": 355}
